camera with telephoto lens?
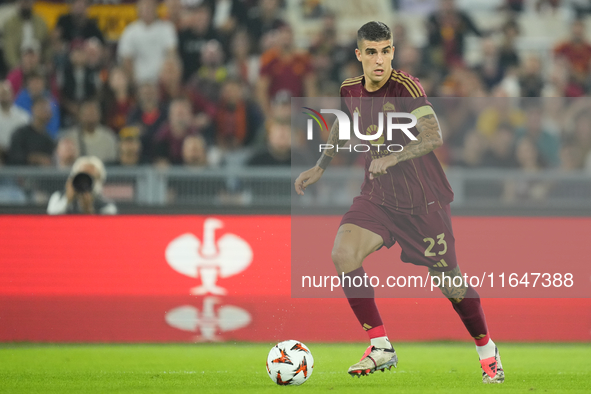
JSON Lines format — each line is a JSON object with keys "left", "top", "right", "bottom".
{"left": 71, "top": 172, "right": 94, "bottom": 193}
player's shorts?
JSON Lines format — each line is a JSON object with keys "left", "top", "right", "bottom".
{"left": 340, "top": 197, "right": 457, "bottom": 272}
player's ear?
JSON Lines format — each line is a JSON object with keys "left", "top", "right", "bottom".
{"left": 355, "top": 48, "right": 361, "bottom": 62}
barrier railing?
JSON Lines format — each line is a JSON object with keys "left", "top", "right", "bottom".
{"left": 0, "top": 167, "right": 589, "bottom": 214}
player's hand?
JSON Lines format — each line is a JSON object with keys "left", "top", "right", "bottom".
{"left": 369, "top": 155, "right": 398, "bottom": 180}
{"left": 294, "top": 166, "right": 324, "bottom": 195}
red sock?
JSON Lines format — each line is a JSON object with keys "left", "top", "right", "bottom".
{"left": 452, "top": 285, "right": 490, "bottom": 345}
{"left": 342, "top": 267, "right": 384, "bottom": 335}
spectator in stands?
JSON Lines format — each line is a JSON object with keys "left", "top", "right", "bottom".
{"left": 269, "top": 90, "right": 291, "bottom": 123}
{"left": 226, "top": 29, "right": 260, "bottom": 86}
{"left": 14, "top": 72, "right": 60, "bottom": 138}
{"left": 554, "top": 18, "right": 591, "bottom": 92}
{"left": 164, "top": 0, "right": 185, "bottom": 31}
{"left": 426, "top": 0, "right": 482, "bottom": 69}
{"left": 118, "top": 0, "right": 177, "bottom": 83}
{"left": 6, "top": 42, "right": 58, "bottom": 97}
{"left": 503, "top": 137, "right": 549, "bottom": 203}
{"left": 211, "top": 0, "right": 248, "bottom": 39}
{"left": 438, "top": 62, "right": 485, "bottom": 97}
{"left": 59, "top": 41, "right": 99, "bottom": 127}
{"left": 214, "top": 78, "right": 263, "bottom": 150}
{"left": 477, "top": 93, "right": 525, "bottom": 135}
{"left": 309, "top": 12, "right": 350, "bottom": 89}
{"left": 182, "top": 134, "right": 208, "bottom": 167}
{"left": 101, "top": 67, "right": 134, "bottom": 133}
{"left": 3, "top": 0, "right": 51, "bottom": 70}
{"left": 153, "top": 98, "right": 201, "bottom": 165}
{"left": 6, "top": 44, "right": 39, "bottom": 95}
{"left": 505, "top": 0, "right": 524, "bottom": 12}
{"left": 473, "top": 38, "right": 504, "bottom": 92}
{"left": 0, "top": 81, "right": 30, "bottom": 163}
{"left": 116, "top": 126, "right": 142, "bottom": 166}
{"left": 392, "top": 23, "right": 411, "bottom": 59}
{"left": 84, "top": 38, "right": 108, "bottom": 89}
{"left": 248, "top": 117, "right": 291, "bottom": 166}
{"left": 459, "top": 130, "right": 487, "bottom": 168}
{"left": 192, "top": 39, "right": 228, "bottom": 103}
{"left": 64, "top": 99, "right": 118, "bottom": 164}
{"left": 571, "top": 110, "right": 591, "bottom": 162}
{"left": 159, "top": 56, "right": 185, "bottom": 105}
{"left": 246, "top": 0, "right": 285, "bottom": 52}
{"left": 47, "top": 155, "right": 117, "bottom": 214}
{"left": 559, "top": 141, "right": 584, "bottom": 170}
{"left": 395, "top": 46, "right": 427, "bottom": 81}
{"left": 516, "top": 104, "right": 559, "bottom": 167}
{"left": 158, "top": 54, "right": 216, "bottom": 133}
{"left": 54, "top": 0, "right": 104, "bottom": 46}
{"left": 519, "top": 55, "right": 545, "bottom": 97}
{"left": 481, "top": 125, "right": 517, "bottom": 168}
{"left": 536, "top": 0, "right": 562, "bottom": 13}
{"left": 8, "top": 97, "right": 55, "bottom": 166}
{"left": 54, "top": 135, "right": 79, "bottom": 169}
{"left": 127, "top": 82, "right": 167, "bottom": 162}
{"left": 257, "top": 24, "right": 316, "bottom": 116}
{"left": 178, "top": 3, "right": 219, "bottom": 82}
{"left": 498, "top": 19, "right": 520, "bottom": 75}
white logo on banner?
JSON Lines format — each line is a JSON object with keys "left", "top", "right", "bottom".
{"left": 165, "top": 297, "right": 251, "bottom": 341}
{"left": 165, "top": 218, "right": 253, "bottom": 295}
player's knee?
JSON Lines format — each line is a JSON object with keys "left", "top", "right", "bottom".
{"left": 331, "top": 246, "right": 359, "bottom": 271}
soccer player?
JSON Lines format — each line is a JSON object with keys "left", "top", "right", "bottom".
{"left": 294, "top": 21, "right": 504, "bottom": 383}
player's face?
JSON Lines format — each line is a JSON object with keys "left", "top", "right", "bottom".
{"left": 355, "top": 40, "right": 394, "bottom": 85}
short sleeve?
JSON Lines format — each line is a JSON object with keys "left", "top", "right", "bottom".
{"left": 162, "top": 22, "right": 177, "bottom": 49}
{"left": 393, "top": 72, "right": 431, "bottom": 114}
{"left": 259, "top": 57, "right": 272, "bottom": 77}
{"left": 259, "top": 49, "right": 279, "bottom": 77}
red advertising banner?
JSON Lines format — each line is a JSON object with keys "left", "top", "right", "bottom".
{"left": 0, "top": 215, "right": 589, "bottom": 343}
{"left": 0, "top": 216, "right": 290, "bottom": 297}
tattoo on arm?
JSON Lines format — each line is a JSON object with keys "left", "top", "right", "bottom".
{"left": 395, "top": 114, "right": 443, "bottom": 164}
{"left": 316, "top": 119, "right": 348, "bottom": 169}
{"left": 325, "top": 120, "right": 348, "bottom": 157}
{"left": 428, "top": 265, "right": 467, "bottom": 303}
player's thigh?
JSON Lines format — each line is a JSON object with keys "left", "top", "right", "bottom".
{"left": 331, "top": 223, "right": 383, "bottom": 275}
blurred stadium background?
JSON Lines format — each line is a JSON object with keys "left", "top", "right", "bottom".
{"left": 0, "top": 0, "right": 590, "bottom": 213}
{"left": 0, "top": 0, "right": 590, "bottom": 350}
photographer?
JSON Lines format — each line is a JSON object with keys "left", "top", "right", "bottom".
{"left": 47, "top": 155, "right": 117, "bottom": 214}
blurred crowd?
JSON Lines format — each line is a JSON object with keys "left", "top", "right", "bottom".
{"left": 0, "top": 0, "right": 590, "bottom": 173}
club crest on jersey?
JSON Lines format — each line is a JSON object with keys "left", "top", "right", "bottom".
{"left": 383, "top": 102, "right": 395, "bottom": 112}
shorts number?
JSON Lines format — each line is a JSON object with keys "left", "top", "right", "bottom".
{"left": 423, "top": 233, "right": 447, "bottom": 257}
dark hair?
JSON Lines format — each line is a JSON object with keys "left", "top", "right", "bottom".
{"left": 357, "top": 21, "right": 392, "bottom": 48}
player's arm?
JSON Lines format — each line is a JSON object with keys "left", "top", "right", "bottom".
{"left": 394, "top": 112, "right": 443, "bottom": 163}
{"left": 294, "top": 119, "right": 346, "bottom": 195}
{"left": 369, "top": 107, "right": 443, "bottom": 179}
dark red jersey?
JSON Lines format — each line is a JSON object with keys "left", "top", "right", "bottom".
{"left": 339, "top": 69, "right": 453, "bottom": 215}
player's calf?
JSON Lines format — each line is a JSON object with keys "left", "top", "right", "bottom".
{"left": 428, "top": 266, "right": 504, "bottom": 383}
{"left": 428, "top": 266, "right": 467, "bottom": 303}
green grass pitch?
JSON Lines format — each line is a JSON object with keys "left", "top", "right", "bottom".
{"left": 0, "top": 343, "right": 589, "bottom": 393}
